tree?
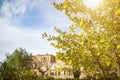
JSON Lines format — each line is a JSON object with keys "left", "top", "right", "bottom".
{"left": 0, "top": 48, "right": 35, "bottom": 80}
{"left": 6, "top": 48, "right": 33, "bottom": 70}
{"left": 0, "top": 61, "right": 18, "bottom": 80}
{"left": 43, "top": 0, "right": 120, "bottom": 79}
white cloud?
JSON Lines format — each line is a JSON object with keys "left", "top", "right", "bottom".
{"left": 0, "top": 0, "right": 72, "bottom": 62}
{"left": 0, "top": 21, "right": 58, "bottom": 61}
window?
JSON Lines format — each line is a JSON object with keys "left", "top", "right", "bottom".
{"left": 43, "top": 57, "right": 46, "bottom": 61}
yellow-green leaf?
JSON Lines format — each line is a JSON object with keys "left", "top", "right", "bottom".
{"left": 117, "top": 44, "right": 120, "bottom": 49}
{"left": 116, "top": 9, "right": 120, "bottom": 16}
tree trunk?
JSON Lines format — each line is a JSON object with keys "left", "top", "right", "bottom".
{"left": 87, "top": 75, "right": 96, "bottom": 80}
{"left": 73, "top": 70, "right": 80, "bottom": 78}
{"left": 117, "top": 57, "right": 120, "bottom": 77}
{"left": 96, "top": 58, "right": 107, "bottom": 80}
{"left": 91, "top": 52, "right": 108, "bottom": 80}
{"left": 115, "top": 52, "right": 120, "bottom": 77}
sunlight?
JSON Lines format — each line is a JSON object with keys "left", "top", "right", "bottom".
{"left": 84, "top": 0, "right": 102, "bottom": 8}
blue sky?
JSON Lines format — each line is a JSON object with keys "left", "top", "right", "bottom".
{"left": 0, "top": 0, "right": 72, "bottom": 61}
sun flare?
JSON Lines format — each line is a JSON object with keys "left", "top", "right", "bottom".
{"left": 84, "top": 0, "right": 102, "bottom": 8}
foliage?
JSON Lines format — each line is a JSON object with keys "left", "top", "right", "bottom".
{"left": 57, "top": 78, "right": 89, "bottom": 80}
{"left": 0, "top": 48, "right": 42, "bottom": 80}
{"left": 43, "top": 0, "right": 120, "bottom": 80}
{"left": 45, "top": 76, "right": 55, "bottom": 80}
{"left": 6, "top": 48, "right": 33, "bottom": 70}
{"left": 18, "top": 69, "right": 44, "bottom": 80}
{"left": 0, "top": 61, "right": 18, "bottom": 80}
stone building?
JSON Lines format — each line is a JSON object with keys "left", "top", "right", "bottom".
{"left": 32, "top": 54, "right": 56, "bottom": 66}
{"left": 32, "top": 54, "right": 56, "bottom": 75}
{"left": 32, "top": 54, "right": 73, "bottom": 78}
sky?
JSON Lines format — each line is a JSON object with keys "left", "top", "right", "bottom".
{"left": 0, "top": 0, "right": 72, "bottom": 62}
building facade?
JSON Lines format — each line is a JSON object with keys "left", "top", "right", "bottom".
{"left": 32, "top": 54, "right": 56, "bottom": 74}
{"left": 32, "top": 54, "right": 73, "bottom": 78}
{"left": 32, "top": 54, "right": 56, "bottom": 66}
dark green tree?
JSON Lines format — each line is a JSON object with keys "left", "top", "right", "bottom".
{"left": 0, "top": 48, "right": 36, "bottom": 80}
{"left": 6, "top": 48, "right": 32, "bottom": 70}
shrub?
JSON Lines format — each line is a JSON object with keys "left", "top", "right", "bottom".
{"left": 45, "top": 76, "right": 55, "bottom": 80}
